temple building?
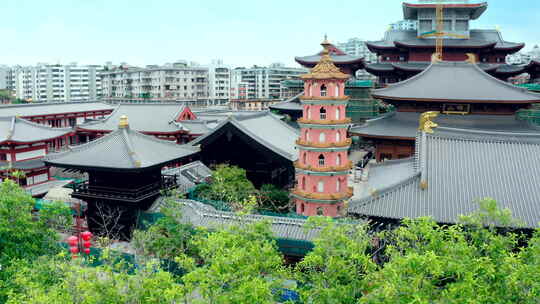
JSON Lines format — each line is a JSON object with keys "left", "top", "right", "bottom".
{"left": 45, "top": 116, "right": 199, "bottom": 238}
{"left": 291, "top": 39, "right": 353, "bottom": 217}
{"left": 348, "top": 123, "right": 540, "bottom": 230}
{"left": 190, "top": 111, "right": 298, "bottom": 188}
{"left": 366, "top": 1, "right": 533, "bottom": 84}
{"left": 350, "top": 59, "right": 540, "bottom": 161}
{"left": 0, "top": 116, "right": 75, "bottom": 195}
{"left": 77, "top": 103, "right": 214, "bottom": 144}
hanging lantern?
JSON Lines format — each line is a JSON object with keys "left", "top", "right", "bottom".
{"left": 83, "top": 248, "right": 91, "bottom": 254}
{"left": 67, "top": 235, "right": 78, "bottom": 247}
{"left": 70, "top": 246, "right": 79, "bottom": 254}
{"left": 81, "top": 231, "right": 93, "bottom": 241}
{"left": 83, "top": 241, "right": 91, "bottom": 248}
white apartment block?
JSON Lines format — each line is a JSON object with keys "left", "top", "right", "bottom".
{"left": 230, "top": 63, "right": 307, "bottom": 100}
{"left": 0, "top": 66, "right": 13, "bottom": 90}
{"left": 13, "top": 64, "right": 102, "bottom": 102}
{"left": 100, "top": 62, "right": 209, "bottom": 101}
{"left": 335, "top": 38, "right": 378, "bottom": 80}
{"left": 207, "top": 60, "right": 230, "bottom": 104}
{"left": 507, "top": 45, "right": 540, "bottom": 65}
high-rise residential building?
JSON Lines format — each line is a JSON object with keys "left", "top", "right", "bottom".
{"left": 12, "top": 63, "right": 102, "bottom": 102}
{"left": 100, "top": 62, "right": 209, "bottom": 102}
{"left": 0, "top": 66, "right": 13, "bottom": 90}
{"left": 230, "top": 63, "right": 307, "bottom": 100}
{"left": 335, "top": 38, "right": 377, "bottom": 79}
{"left": 507, "top": 45, "right": 540, "bottom": 65}
{"left": 390, "top": 19, "right": 418, "bottom": 31}
{"left": 206, "top": 59, "right": 230, "bottom": 104}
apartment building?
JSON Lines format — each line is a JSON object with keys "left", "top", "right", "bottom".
{"left": 100, "top": 62, "right": 209, "bottom": 102}
{"left": 335, "top": 38, "right": 377, "bottom": 80}
{"left": 12, "top": 64, "right": 102, "bottom": 102}
{"left": 207, "top": 60, "right": 230, "bottom": 104}
{"left": 0, "top": 66, "right": 13, "bottom": 90}
{"left": 230, "top": 63, "right": 307, "bottom": 100}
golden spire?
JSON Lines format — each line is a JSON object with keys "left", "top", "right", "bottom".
{"left": 119, "top": 115, "right": 129, "bottom": 128}
{"left": 300, "top": 36, "right": 349, "bottom": 80}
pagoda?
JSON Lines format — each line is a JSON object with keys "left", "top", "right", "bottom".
{"left": 291, "top": 39, "right": 353, "bottom": 217}
{"left": 45, "top": 115, "right": 199, "bottom": 238}
{"left": 366, "top": 1, "right": 530, "bottom": 84}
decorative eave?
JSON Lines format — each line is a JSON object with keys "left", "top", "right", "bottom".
{"left": 394, "top": 40, "right": 497, "bottom": 50}
{"left": 294, "top": 161, "right": 353, "bottom": 173}
{"left": 291, "top": 187, "right": 353, "bottom": 203}
{"left": 297, "top": 117, "right": 352, "bottom": 125}
{"left": 296, "top": 138, "right": 352, "bottom": 148}
{"left": 372, "top": 95, "right": 540, "bottom": 105}
{"left": 299, "top": 96, "right": 350, "bottom": 101}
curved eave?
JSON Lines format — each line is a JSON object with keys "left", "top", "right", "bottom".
{"left": 403, "top": 2, "right": 488, "bottom": 20}
{"left": 366, "top": 42, "right": 397, "bottom": 53}
{"left": 295, "top": 56, "right": 365, "bottom": 67}
{"left": 372, "top": 95, "right": 540, "bottom": 104}
{"left": 77, "top": 127, "right": 187, "bottom": 136}
{"left": 394, "top": 41, "right": 497, "bottom": 50}
{"left": 494, "top": 67, "right": 528, "bottom": 75}
{"left": 365, "top": 64, "right": 395, "bottom": 75}
{"left": 494, "top": 43, "right": 525, "bottom": 52}
{"left": 392, "top": 64, "right": 425, "bottom": 72}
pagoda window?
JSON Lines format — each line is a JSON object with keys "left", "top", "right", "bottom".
{"left": 336, "top": 179, "right": 341, "bottom": 192}
{"left": 336, "top": 107, "right": 341, "bottom": 120}
{"left": 319, "top": 132, "right": 326, "bottom": 143}
{"left": 335, "top": 84, "right": 339, "bottom": 97}
{"left": 317, "top": 207, "right": 324, "bottom": 216}
{"left": 320, "top": 107, "right": 327, "bottom": 120}
{"left": 318, "top": 154, "right": 325, "bottom": 166}
{"left": 301, "top": 176, "right": 306, "bottom": 191}
{"left": 307, "top": 106, "right": 312, "bottom": 119}
{"left": 320, "top": 84, "right": 327, "bottom": 97}
{"left": 301, "top": 203, "right": 305, "bottom": 213}
{"left": 317, "top": 181, "right": 324, "bottom": 193}
{"left": 336, "top": 131, "right": 341, "bottom": 142}
{"left": 303, "top": 152, "right": 307, "bottom": 165}
{"left": 336, "top": 154, "right": 342, "bottom": 166}
{"left": 306, "top": 130, "right": 311, "bottom": 141}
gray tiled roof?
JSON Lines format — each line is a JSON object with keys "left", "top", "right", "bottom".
{"left": 79, "top": 103, "right": 187, "bottom": 133}
{"left": 367, "top": 62, "right": 525, "bottom": 75}
{"left": 0, "top": 159, "right": 47, "bottom": 170}
{"left": 354, "top": 158, "right": 416, "bottom": 200}
{"left": 349, "top": 128, "right": 540, "bottom": 229}
{"left": 177, "top": 200, "right": 318, "bottom": 241}
{"left": 350, "top": 112, "right": 540, "bottom": 139}
{"left": 368, "top": 29, "right": 524, "bottom": 50}
{"left": 0, "top": 116, "right": 73, "bottom": 143}
{"left": 269, "top": 93, "right": 302, "bottom": 112}
{"left": 190, "top": 111, "right": 299, "bottom": 161}
{"left": 296, "top": 54, "right": 364, "bottom": 64}
{"left": 162, "top": 161, "right": 212, "bottom": 193}
{"left": 45, "top": 126, "right": 199, "bottom": 170}
{"left": 372, "top": 61, "right": 540, "bottom": 102}
{"left": 0, "top": 102, "right": 114, "bottom": 118}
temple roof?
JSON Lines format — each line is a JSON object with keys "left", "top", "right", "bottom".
{"left": 190, "top": 111, "right": 299, "bottom": 162}
{"left": 0, "top": 116, "right": 73, "bottom": 144}
{"left": 403, "top": 2, "right": 488, "bottom": 20}
{"left": 350, "top": 111, "right": 540, "bottom": 140}
{"left": 295, "top": 42, "right": 365, "bottom": 74}
{"left": 79, "top": 103, "right": 190, "bottom": 133}
{"left": 366, "top": 62, "right": 528, "bottom": 77}
{"left": 45, "top": 117, "right": 199, "bottom": 171}
{"left": 367, "top": 29, "right": 524, "bottom": 52}
{"left": 300, "top": 39, "right": 350, "bottom": 80}
{"left": 269, "top": 93, "right": 303, "bottom": 112}
{"left": 0, "top": 101, "right": 114, "bottom": 118}
{"left": 348, "top": 127, "right": 540, "bottom": 229}
{"left": 371, "top": 61, "right": 540, "bottom": 103}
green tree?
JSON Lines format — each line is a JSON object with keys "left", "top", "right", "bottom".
{"left": 178, "top": 222, "right": 287, "bottom": 304}
{"left": 258, "top": 184, "right": 291, "bottom": 213}
{"left": 202, "top": 164, "right": 257, "bottom": 210}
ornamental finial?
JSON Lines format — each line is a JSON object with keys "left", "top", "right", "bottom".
{"left": 119, "top": 115, "right": 129, "bottom": 128}
{"left": 418, "top": 111, "right": 439, "bottom": 133}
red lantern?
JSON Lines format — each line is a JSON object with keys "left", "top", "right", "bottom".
{"left": 67, "top": 236, "right": 78, "bottom": 247}
{"left": 81, "top": 231, "right": 93, "bottom": 241}
{"left": 83, "top": 241, "right": 91, "bottom": 248}
{"left": 70, "top": 246, "right": 79, "bottom": 254}
{"left": 83, "top": 248, "right": 91, "bottom": 255}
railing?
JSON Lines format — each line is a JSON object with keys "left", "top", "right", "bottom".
{"left": 72, "top": 175, "right": 177, "bottom": 203}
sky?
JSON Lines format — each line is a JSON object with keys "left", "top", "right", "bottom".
{"left": 1, "top": 0, "right": 539, "bottom": 68}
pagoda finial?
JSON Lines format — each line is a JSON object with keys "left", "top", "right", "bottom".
{"left": 119, "top": 115, "right": 129, "bottom": 128}
{"left": 321, "top": 34, "right": 331, "bottom": 54}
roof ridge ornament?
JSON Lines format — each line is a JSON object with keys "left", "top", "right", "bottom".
{"left": 418, "top": 111, "right": 439, "bottom": 133}
{"left": 465, "top": 53, "right": 477, "bottom": 64}
{"left": 431, "top": 52, "right": 443, "bottom": 63}
{"left": 119, "top": 115, "right": 129, "bottom": 128}
{"left": 300, "top": 36, "right": 350, "bottom": 80}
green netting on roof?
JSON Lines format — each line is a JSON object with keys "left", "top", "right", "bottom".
{"left": 276, "top": 238, "right": 314, "bottom": 257}
{"left": 516, "top": 83, "right": 540, "bottom": 92}
{"left": 516, "top": 104, "right": 540, "bottom": 126}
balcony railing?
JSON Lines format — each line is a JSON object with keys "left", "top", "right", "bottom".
{"left": 72, "top": 175, "right": 177, "bottom": 203}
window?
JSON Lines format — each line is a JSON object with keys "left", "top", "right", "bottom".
{"left": 317, "top": 181, "right": 324, "bottom": 193}
{"left": 443, "top": 19, "right": 452, "bottom": 31}
{"left": 319, "top": 107, "right": 327, "bottom": 120}
{"left": 419, "top": 20, "right": 433, "bottom": 33}
{"left": 455, "top": 20, "right": 468, "bottom": 31}
{"left": 303, "top": 152, "right": 307, "bottom": 164}
{"left": 335, "top": 83, "right": 339, "bottom": 97}
{"left": 336, "top": 180, "right": 341, "bottom": 192}
{"left": 320, "top": 84, "right": 327, "bottom": 97}
{"left": 318, "top": 154, "right": 325, "bottom": 166}
{"left": 301, "top": 203, "right": 305, "bottom": 213}
{"left": 336, "top": 154, "right": 342, "bottom": 166}
{"left": 307, "top": 106, "right": 312, "bottom": 119}
{"left": 336, "top": 131, "right": 341, "bottom": 142}
{"left": 305, "top": 130, "right": 310, "bottom": 141}
{"left": 302, "top": 176, "right": 306, "bottom": 191}
{"left": 317, "top": 207, "right": 324, "bottom": 216}
{"left": 336, "top": 107, "right": 340, "bottom": 120}
{"left": 319, "top": 132, "right": 326, "bottom": 143}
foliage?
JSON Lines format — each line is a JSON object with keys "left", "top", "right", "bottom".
{"left": 258, "top": 184, "right": 291, "bottom": 213}
{"left": 200, "top": 164, "right": 257, "bottom": 211}
{"left": 177, "top": 222, "right": 287, "bottom": 304}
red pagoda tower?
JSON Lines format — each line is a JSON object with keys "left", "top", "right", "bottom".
{"left": 292, "top": 38, "right": 353, "bottom": 217}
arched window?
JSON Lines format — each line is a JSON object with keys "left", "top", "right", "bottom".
{"left": 336, "top": 107, "right": 340, "bottom": 120}
{"left": 305, "top": 130, "right": 310, "bottom": 141}
{"left": 319, "top": 107, "right": 327, "bottom": 120}
{"left": 336, "top": 179, "right": 341, "bottom": 192}
{"left": 303, "top": 152, "right": 307, "bottom": 164}
{"left": 307, "top": 106, "right": 312, "bottom": 120}
{"left": 319, "top": 132, "right": 326, "bottom": 143}
{"left": 301, "top": 203, "right": 305, "bottom": 213}
{"left": 336, "top": 154, "right": 342, "bottom": 166}
{"left": 336, "top": 131, "right": 341, "bottom": 142}
{"left": 317, "top": 181, "right": 324, "bottom": 192}
{"left": 302, "top": 176, "right": 306, "bottom": 190}
{"left": 317, "top": 207, "right": 324, "bottom": 216}
{"left": 335, "top": 83, "right": 339, "bottom": 97}
{"left": 320, "top": 84, "right": 327, "bottom": 97}
{"left": 309, "top": 83, "right": 314, "bottom": 96}
{"left": 318, "top": 154, "right": 325, "bottom": 166}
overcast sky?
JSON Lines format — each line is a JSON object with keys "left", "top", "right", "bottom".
{"left": 1, "top": 0, "right": 539, "bottom": 68}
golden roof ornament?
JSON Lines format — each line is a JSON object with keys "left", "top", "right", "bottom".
{"left": 119, "top": 115, "right": 129, "bottom": 128}
{"left": 465, "top": 53, "right": 477, "bottom": 64}
{"left": 300, "top": 36, "right": 349, "bottom": 80}
{"left": 418, "top": 111, "right": 439, "bottom": 133}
